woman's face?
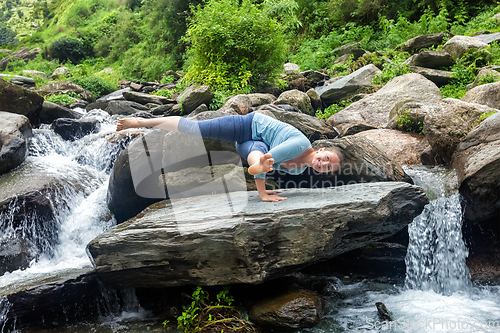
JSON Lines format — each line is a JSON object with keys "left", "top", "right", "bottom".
{"left": 312, "top": 148, "right": 340, "bottom": 173}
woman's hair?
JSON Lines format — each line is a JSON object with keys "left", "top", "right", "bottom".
{"left": 324, "top": 146, "right": 344, "bottom": 167}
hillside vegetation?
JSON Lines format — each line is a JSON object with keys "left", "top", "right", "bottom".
{"left": 2, "top": 0, "right": 500, "bottom": 99}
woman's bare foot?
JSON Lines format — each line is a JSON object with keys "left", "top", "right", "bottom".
{"left": 248, "top": 153, "right": 274, "bottom": 175}
{"left": 116, "top": 118, "right": 142, "bottom": 131}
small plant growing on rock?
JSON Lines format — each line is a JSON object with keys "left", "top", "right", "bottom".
{"left": 395, "top": 110, "right": 424, "bottom": 135}
{"left": 176, "top": 286, "right": 254, "bottom": 332}
{"left": 470, "top": 111, "right": 496, "bottom": 130}
{"left": 316, "top": 99, "right": 353, "bottom": 121}
{"left": 45, "top": 92, "right": 81, "bottom": 105}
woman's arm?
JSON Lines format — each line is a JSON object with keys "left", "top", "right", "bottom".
{"left": 255, "top": 178, "right": 286, "bottom": 202}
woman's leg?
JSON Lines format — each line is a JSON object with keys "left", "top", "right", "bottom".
{"left": 235, "top": 140, "right": 274, "bottom": 175}
{"left": 116, "top": 116, "right": 181, "bottom": 132}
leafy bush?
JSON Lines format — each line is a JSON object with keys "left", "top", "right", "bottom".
{"left": 209, "top": 90, "right": 229, "bottom": 111}
{"left": 372, "top": 53, "right": 412, "bottom": 85}
{"left": 50, "top": 37, "right": 89, "bottom": 64}
{"left": 184, "top": 0, "right": 287, "bottom": 92}
{"left": 71, "top": 75, "right": 117, "bottom": 98}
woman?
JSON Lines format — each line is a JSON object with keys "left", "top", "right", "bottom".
{"left": 116, "top": 113, "right": 341, "bottom": 202}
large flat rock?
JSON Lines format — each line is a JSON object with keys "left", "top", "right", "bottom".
{"left": 87, "top": 182, "right": 428, "bottom": 288}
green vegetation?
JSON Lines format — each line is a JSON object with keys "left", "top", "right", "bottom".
{"left": 316, "top": 99, "right": 353, "bottom": 120}
{"left": 471, "top": 111, "right": 497, "bottom": 129}
{"left": 45, "top": 92, "right": 80, "bottom": 104}
{"left": 175, "top": 286, "right": 253, "bottom": 332}
{"left": 2, "top": 0, "right": 500, "bottom": 119}
{"left": 395, "top": 110, "right": 424, "bottom": 135}
{"left": 151, "top": 89, "right": 174, "bottom": 99}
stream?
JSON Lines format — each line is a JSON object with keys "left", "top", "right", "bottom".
{"left": 0, "top": 115, "right": 500, "bottom": 332}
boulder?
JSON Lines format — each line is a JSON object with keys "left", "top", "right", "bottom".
{"left": 122, "top": 91, "right": 174, "bottom": 105}
{"left": 22, "top": 70, "right": 48, "bottom": 80}
{"left": 0, "top": 47, "right": 41, "bottom": 71}
{"left": 97, "top": 87, "right": 130, "bottom": 102}
{"left": 284, "top": 63, "right": 300, "bottom": 75}
{"left": 221, "top": 93, "right": 276, "bottom": 115}
{"left": 354, "top": 129, "right": 431, "bottom": 165}
{"left": 315, "top": 64, "right": 381, "bottom": 107}
{"left": 327, "top": 73, "right": 442, "bottom": 136}
{"left": 274, "top": 89, "right": 313, "bottom": 115}
{"left": 87, "top": 181, "right": 428, "bottom": 288}
{"left": 403, "top": 51, "right": 454, "bottom": 69}
{"left": 105, "top": 100, "right": 149, "bottom": 115}
{"left": 0, "top": 79, "right": 44, "bottom": 124}
{"left": 150, "top": 103, "right": 176, "bottom": 116}
{"left": 332, "top": 41, "right": 367, "bottom": 60}
{"left": 107, "top": 110, "right": 240, "bottom": 224}
{"left": 301, "top": 70, "right": 330, "bottom": 84}
{"left": 50, "top": 118, "right": 100, "bottom": 141}
{"left": 400, "top": 32, "right": 451, "bottom": 53}
{"left": 466, "top": 66, "right": 500, "bottom": 90}
{"left": 39, "top": 101, "right": 82, "bottom": 124}
{"left": 256, "top": 106, "right": 339, "bottom": 141}
{"left": 49, "top": 66, "right": 71, "bottom": 79}
{"left": 0, "top": 112, "right": 32, "bottom": 174}
{"left": 249, "top": 290, "right": 324, "bottom": 329}
{"left": 176, "top": 85, "right": 214, "bottom": 113}
{"left": 0, "top": 74, "right": 36, "bottom": 89}
{"left": 452, "top": 112, "right": 500, "bottom": 221}
{"left": 424, "top": 98, "right": 498, "bottom": 164}
{"left": 474, "top": 32, "right": 500, "bottom": 45}
{"left": 306, "top": 88, "right": 322, "bottom": 111}
{"left": 442, "top": 35, "right": 488, "bottom": 59}
{"left": 37, "top": 81, "right": 94, "bottom": 103}
{"left": 409, "top": 66, "right": 454, "bottom": 86}
{"left": 462, "top": 81, "right": 500, "bottom": 109}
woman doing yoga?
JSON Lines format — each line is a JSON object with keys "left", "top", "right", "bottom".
{"left": 116, "top": 113, "right": 341, "bottom": 202}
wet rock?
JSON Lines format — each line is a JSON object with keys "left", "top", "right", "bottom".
{"left": 249, "top": 290, "right": 324, "bottom": 329}
{"left": 105, "top": 100, "right": 149, "bottom": 115}
{"left": 97, "top": 87, "right": 131, "bottom": 102}
{"left": 0, "top": 47, "right": 41, "bottom": 71}
{"left": 274, "top": 89, "right": 313, "bottom": 115}
{"left": 442, "top": 35, "right": 488, "bottom": 59}
{"left": 0, "top": 237, "right": 38, "bottom": 275}
{"left": 404, "top": 51, "right": 454, "bottom": 69}
{"left": 123, "top": 91, "right": 174, "bottom": 105}
{"left": 0, "top": 112, "right": 32, "bottom": 175}
{"left": 376, "top": 302, "right": 394, "bottom": 321}
{"left": 409, "top": 66, "right": 454, "bottom": 86}
{"left": 0, "top": 78, "right": 44, "bottom": 124}
{"left": 327, "top": 73, "right": 442, "bottom": 136}
{"left": 400, "top": 32, "right": 451, "bottom": 53}
{"left": 88, "top": 182, "right": 428, "bottom": 288}
{"left": 462, "top": 81, "right": 500, "bottom": 109}
{"left": 316, "top": 64, "right": 380, "bottom": 107}
{"left": 39, "top": 101, "right": 82, "bottom": 124}
{"left": 354, "top": 129, "right": 431, "bottom": 165}
{"left": 424, "top": 98, "right": 497, "bottom": 164}
{"left": 37, "top": 81, "right": 94, "bottom": 103}
{"left": 452, "top": 112, "right": 500, "bottom": 222}
{"left": 176, "top": 85, "right": 214, "bottom": 113}
{"left": 51, "top": 118, "right": 100, "bottom": 141}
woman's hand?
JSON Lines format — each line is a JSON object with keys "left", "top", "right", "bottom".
{"left": 260, "top": 190, "right": 287, "bottom": 202}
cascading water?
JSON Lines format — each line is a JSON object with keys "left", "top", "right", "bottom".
{"left": 0, "top": 111, "right": 150, "bottom": 330}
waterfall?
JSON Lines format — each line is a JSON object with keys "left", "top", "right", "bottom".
{"left": 404, "top": 166, "right": 472, "bottom": 295}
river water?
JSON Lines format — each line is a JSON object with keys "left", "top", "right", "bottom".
{"left": 0, "top": 115, "right": 499, "bottom": 332}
